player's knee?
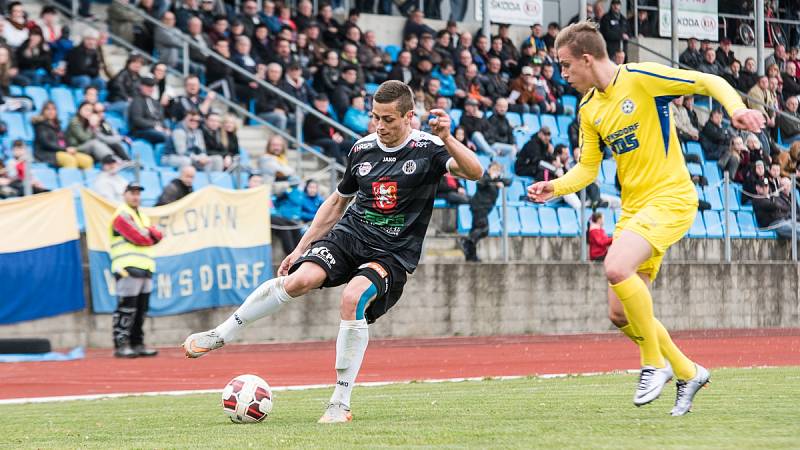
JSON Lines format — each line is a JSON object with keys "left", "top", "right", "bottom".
{"left": 339, "top": 289, "right": 361, "bottom": 320}
{"left": 604, "top": 258, "right": 633, "bottom": 285}
{"left": 284, "top": 265, "right": 325, "bottom": 297}
{"left": 608, "top": 308, "right": 628, "bottom": 327}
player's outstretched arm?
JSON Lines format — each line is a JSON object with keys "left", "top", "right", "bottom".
{"left": 278, "top": 193, "right": 350, "bottom": 276}
{"left": 427, "top": 108, "right": 484, "bottom": 180}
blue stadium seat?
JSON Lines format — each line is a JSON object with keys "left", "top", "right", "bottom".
{"left": 72, "top": 88, "right": 84, "bottom": 108}
{"left": 560, "top": 95, "right": 578, "bottom": 115}
{"left": 687, "top": 162, "right": 703, "bottom": 177}
{"left": 597, "top": 207, "right": 616, "bottom": 236}
{"left": 32, "top": 167, "right": 58, "bottom": 190}
{"left": 131, "top": 140, "right": 156, "bottom": 168}
{"left": 192, "top": 173, "right": 210, "bottom": 191}
{"left": 476, "top": 154, "right": 491, "bottom": 169}
{"left": 557, "top": 207, "right": 579, "bottom": 236}
{"left": 723, "top": 211, "right": 741, "bottom": 238}
{"left": 384, "top": 44, "right": 401, "bottom": 62}
{"left": 58, "top": 168, "right": 84, "bottom": 197}
{"left": 50, "top": 87, "right": 77, "bottom": 116}
{"left": 539, "top": 207, "right": 559, "bottom": 236}
{"left": 601, "top": 159, "right": 617, "bottom": 182}
{"left": 155, "top": 166, "right": 177, "bottom": 186}
{"left": 695, "top": 185, "right": 705, "bottom": 201}
{"left": 703, "top": 185, "right": 723, "bottom": 210}
{"left": 119, "top": 169, "right": 135, "bottom": 183}
{"left": 24, "top": 86, "right": 48, "bottom": 111}
{"left": 688, "top": 212, "right": 706, "bottom": 238}
{"left": 514, "top": 129, "right": 532, "bottom": 148}
{"left": 519, "top": 205, "right": 540, "bottom": 236}
{"left": 365, "top": 83, "right": 379, "bottom": 95}
{"left": 522, "top": 113, "right": 540, "bottom": 133}
{"left": 464, "top": 179, "right": 476, "bottom": 196}
{"left": 84, "top": 168, "right": 100, "bottom": 185}
{"left": 556, "top": 115, "right": 572, "bottom": 137}
{"left": 505, "top": 206, "right": 522, "bottom": 235}
{"left": 210, "top": 172, "right": 234, "bottom": 189}
{"left": 685, "top": 141, "right": 704, "bottom": 163}
{"left": 505, "top": 112, "right": 522, "bottom": 128}
{"left": 551, "top": 135, "right": 570, "bottom": 149}
{"left": 494, "top": 155, "right": 515, "bottom": 178}
{"left": 704, "top": 161, "right": 722, "bottom": 186}
{"left": 457, "top": 204, "right": 472, "bottom": 234}
{"left": 139, "top": 170, "right": 161, "bottom": 206}
{"left": 703, "top": 210, "right": 724, "bottom": 238}
{"left": 539, "top": 114, "right": 558, "bottom": 135}
{"left": 433, "top": 198, "right": 448, "bottom": 208}
{"left": 9, "top": 85, "right": 23, "bottom": 96}
{"left": 105, "top": 114, "right": 128, "bottom": 136}
{"left": 506, "top": 179, "right": 526, "bottom": 205}
{"left": 736, "top": 211, "right": 758, "bottom": 238}
{"left": 0, "top": 112, "right": 30, "bottom": 142}
{"left": 488, "top": 207, "right": 502, "bottom": 236}
{"left": 721, "top": 185, "right": 740, "bottom": 211}
{"left": 449, "top": 109, "right": 462, "bottom": 131}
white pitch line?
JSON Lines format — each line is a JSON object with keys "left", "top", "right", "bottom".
{"left": 0, "top": 371, "right": 639, "bottom": 406}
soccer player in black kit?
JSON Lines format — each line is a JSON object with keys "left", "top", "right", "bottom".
{"left": 183, "top": 81, "right": 483, "bottom": 423}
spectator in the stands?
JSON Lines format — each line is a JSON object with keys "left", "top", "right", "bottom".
{"left": 436, "top": 170, "right": 470, "bottom": 204}
{"left": 33, "top": 101, "right": 93, "bottom": 169}
{"left": 599, "top": 0, "right": 628, "bottom": 57}
{"left": 387, "top": 50, "right": 413, "bottom": 84}
{"left": 67, "top": 101, "right": 118, "bottom": 162}
{"left": 0, "top": 46, "right": 17, "bottom": 95}
{"left": 186, "top": 16, "right": 212, "bottom": 74}
{"left": 765, "top": 43, "right": 787, "bottom": 72}
{"left": 588, "top": 212, "right": 612, "bottom": 261}
{"left": 752, "top": 177, "right": 800, "bottom": 238}
{"left": 741, "top": 57, "right": 759, "bottom": 91}
{"left": 82, "top": 85, "right": 98, "bottom": 105}
{"left": 748, "top": 76, "right": 777, "bottom": 129}
{"left": 175, "top": 0, "right": 200, "bottom": 32}
{"left": 416, "top": 32, "right": 441, "bottom": 67}
{"left": 164, "top": 110, "right": 212, "bottom": 170}
{"left": 461, "top": 161, "right": 510, "bottom": 262}
{"left": 331, "top": 65, "right": 362, "bottom": 120}
{"left": 421, "top": 77, "right": 441, "bottom": 113}
{"left": 489, "top": 35, "right": 514, "bottom": 73}
{"left": 303, "top": 93, "right": 351, "bottom": 164}
{"left": 431, "top": 58, "right": 457, "bottom": 98}
{"left": 217, "top": 113, "right": 240, "bottom": 157}
{"left": 544, "top": 22, "right": 560, "bottom": 49}
{"left": 455, "top": 63, "right": 491, "bottom": 108}
{"left": 782, "top": 62, "right": 800, "bottom": 99}
{"left": 612, "top": 49, "right": 625, "bottom": 65}
{"left": 258, "top": 1, "right": 281, "bottom": 34}
{"left": 270, "top": 38, "right": 296, "bottom": 70}
{"left": 515, "top": 126, "right": 551, "bottom": 178}
{"left": 259, "top": 134, "right": 296, "bottom": 183}
{"left": 724, "top": 59, "right": 747, "bottom": 92}
{"left": 779, "top": 95, "right": 800, "bottom": 144}
{"left": 292, "top": 0, "right": 313, "bottom": 31}
{"left": 202, "top": 112, "right": 234, "bottom": 171}
{"left": 483, "top": 56, "right": 509, "bottom": 102}
{"left": 744, "top": 159, "right": 767, "bottom": 199}
{"left": 637, "top": 10, "right": 654, "bottom": 37}
{"left": 66, "top": 29, "right": 105, "bottom": 90}
{"left": 37, "top": 6, "right": 61, "bottom": 45}
{"left": 316, "top": 2, "right": 340, "bottom": 48}
{"left": 154, "top": 12, "right": 183, "bottom": 69}
{"left": 777, "top": 141, "right": 800, "bottom": 177}
{"left": 207, "top": 15, "right": 230, "bottom": 44}
{"left": 299, "top": 180, "right": 324, "bottom": 222}
{"left": 671, "top": 96, "right": 700, "bottom": 143}
{"left": 280, "top": 61, "right": 314, "bottom": 116}
{"left": 250, "top": 23, "right": 271, "bottom": 63}
{"left": 206, "top": 39, "right": 235, "bottom": 99}
{"left": 715, "top": 38, "right": 735, "bottom": 69}
{"left": 700, "top": 108, "right": 730, "bottom": 160}
{"left": 358, "top": 30, "right": 388, "bottom": 84}
{"left": 718, "top": 135, "right": 744, "bottom": 181}
{"left": 402, "top": 9, "right": 435, "bottom": 40}
{"left": 149, "top": 62, "right": 173, "bottom": 105}
{"left": 231, "top": 35, "right": 263, "bottom": 103}
{"left": 3, "top": 2, "right": 31, "bottom": 49}
{"left": 167, "top": 75, "right": 215, "bottom": 123}
{"left": 94, "top": 102, "right": 130, "bottom": 161}
{"left": 539, "top": 64, "right": 563, "bottom": 113}
{"left": 107, "top": 54, "right": 144, "bottom": 119}
{"left": 509, "top": 65, "right": 544, "bottom": 114}
{"left": 476, "top": 98, "right": 517, "bottom": 157}
{"left": 156, "top": 165, "right": 195, "bottom": 206}
{"left": 237, "top": 0, "right": 261, "bottom": 38}
{"left": 458, "top": 97, "right": 490, "bottom": 143}
{"left": 697, "top": 48, "right": 724, "bottom": 76}
{"left": 128, "top": 76, "right": 168, "bottom": 144}
{"left": 343, "top": 94, "right": 369, "bottom": 135}
{"left": 313, "top": 49, "right": 340, "bottom": 97}
{"left": 15, "top": 28, "right": 59, "bottom": 86}
{"left": 768, "top": 162, "right": 782, "bottom": 193}
{"left": 247, "top": 173, "right": 302, "bottom": 253}
{"left": 679, "top": 38, "right": 703, "bottom": 69}
{"left": 92, "top": 155, "right": 129, "bottom": 203}
{"left": 109, "top": 0, "right": 142, "bottom": 44}
{"left": 255, "top": 62, "right": 289, "bottom": 130}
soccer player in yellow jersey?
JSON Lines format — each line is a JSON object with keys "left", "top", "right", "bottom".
{"left": 529, "top": 22, "right": 765, "bottom": 416}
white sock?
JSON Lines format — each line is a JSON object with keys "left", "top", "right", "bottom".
{"left": 215, "top": 276, "right": 294, "bottom": 342}
{"left": 329, "top": 319, "right": 369, "bottom": 408}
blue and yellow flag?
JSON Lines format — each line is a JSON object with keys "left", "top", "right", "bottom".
{"left": 0, "top": 189, "right": 86, "bottom": 324}
{"left": 81, "top": 186, "right": 272, "bottom": 315}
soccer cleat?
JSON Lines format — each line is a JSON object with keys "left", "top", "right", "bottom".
{"left": 633, "top": 363, "right": 673, "bottom": 406}
{"left": 671, "top": 364, "right": 711, "bottom": 416}
{"left": 182, "top": 330, "right": 225, "bottom": 358}
{"left": 318, "top": 402, "right": 353, "bottom": 424}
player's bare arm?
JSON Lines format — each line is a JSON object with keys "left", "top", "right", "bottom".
{"left": 278, "top": 193, "right": 351, "bottom": 276}
{"left": 427, "top": 108, "right": 483, "bottom": 180}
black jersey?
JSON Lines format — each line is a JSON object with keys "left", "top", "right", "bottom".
{"left": 334, "top": 129, "right": 453, "bottom": 273}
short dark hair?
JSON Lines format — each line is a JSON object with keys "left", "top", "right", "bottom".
{"left": 373, "top": 80, "right": 414, "bottom": 115}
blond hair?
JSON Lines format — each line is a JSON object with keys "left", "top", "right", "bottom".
{"left": 554, "top": 21, "right": 608, "bottom": 60}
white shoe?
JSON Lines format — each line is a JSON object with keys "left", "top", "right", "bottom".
{"left": 634, "top": 363, "right": 673, "bottom": 406}
{"left": 182, "top": 330, "right": 225, "bottom": 358}
{"left": 318, "top": 402, "right": 353, "bottom": 423}
{"left": 671, "top": 364, "right": 710, "bottom": 416}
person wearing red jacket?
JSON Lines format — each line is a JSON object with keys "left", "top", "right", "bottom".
{"left": 588, "top": 212, "right": 612, "bottom": 261}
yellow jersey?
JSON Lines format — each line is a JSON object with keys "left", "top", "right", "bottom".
{"left": 551, "top": 62, "right": 747, "bottom": 212}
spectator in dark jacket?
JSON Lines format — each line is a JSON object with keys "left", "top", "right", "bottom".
{"left": 700, "top": 108, "right": 730, "bottom": 160}
{"left": 302, "top": 94, "right": 352, "bottom": 163}
{"left": 231, "top": 35, "right": 262, "bottom": 103}
{"left": 679, "top": 38, "right": 703, "bottom": 69}
{"left": 752, "top": 177, "right": 800, "bottom": 238}
{"left": 470, "top": 98, "right": 517, "bottom": 157}
{"left": 402, "top": 10, "right": 435, "bottom": 39}
{"left": 238, "top": 0, "right": 263, "bottom": 38}
{"left": 15, "top": 30, "right": 57, "bottom": 85}
{"left": 740, "top": 57, "right": 760, "bottom": 91}
{"left": 724, "top": 59, "right": 748, "bottom": 92}
{"left": 331, "top": 65, "right": 362, "bottom": 121}
{"left": 127, "top": 77, "right": 168, "bottom": 144}
{"left": 779, "top": 95, "right": 800, "bottom": 145}
{"left": 437, "top": 172, "right": 470, "bottom": 204}
{"left": 156, "top": 165, "right": 195, "bottom": 206}
{"left": 107, "top": 54, "right": 144, "bottom": 118}
{"left": 313, "top": 49, "right": 340, "bottom": 97}
{"left": 206, "top": 39, "right": 235, "bottom": 99}
{"left": 167, "top": 75, "right": 215, "bottom": 122}
{"left": 255, "top": 63, "right": 290, "bottom": 130}
{"left": 697, "top": 48, "right": 724, "bottom": 76}
{"left": 33, "top": 101, "right": 93, "bottom": 169}
{"left": 483, "top": 57, "right": 509, "bottom": 100}
{"left": 202, "top": 112, "right": 234, "bottom": 170}
{"left": 460, "top": 162, "right": 510, "bottom": 261}
{"left": 599, "top": 0, "right": 629, "bottom": 57}
{"left": 515, "top": 127, "right": 552, "bottom": 178}
{"left": 387, "top": 50, "right": 414, "bottom": 85}
{"left": 67, "top": 30, "right": 106, "bottom": 90}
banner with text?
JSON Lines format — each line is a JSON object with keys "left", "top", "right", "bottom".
{"left": 81, "top": 186, "right": 272, "bottom": 315}
{"left": 659, "top": 0, "right": 718, "bottom": 41}
{"left": 475, "top": 0, "right": 543, "bottom": 27}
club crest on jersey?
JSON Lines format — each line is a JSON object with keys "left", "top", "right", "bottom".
{"left": 372, "top": 181, "right": 398, "bottom": 210}
{"left": 621, "top": 99, "right": 635, "bottom": 114}
{"left": 402, "top": 160, "right": 417, "bottom": 175}
{"left": 358, "top": 162, "right": 372, "bottom": 176}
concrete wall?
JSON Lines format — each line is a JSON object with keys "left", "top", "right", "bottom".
{"left": 2, "top": 262, "right": 798, "bottom": 349}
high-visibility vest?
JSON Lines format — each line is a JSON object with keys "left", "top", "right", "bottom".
{"left": 109, "top": 203, "right": 156, "bottom": 274}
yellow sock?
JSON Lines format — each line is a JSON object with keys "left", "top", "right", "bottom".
{"left": 618, "top": 323, "right": 644, "bottom": 366}
{"left": 610, "top": 275, "right": 665, "bottom": 368}
{"left": 654, "top": 319, "right": 697, "bottom": 380}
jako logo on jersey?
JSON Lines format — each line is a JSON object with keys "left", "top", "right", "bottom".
{"left": 305, "top": 246, "right": 336, "bottom": 268}
{"left": 358, "top": 162, "right": 372, "bottom": 176}
{"left": 621, "top": 99, "right": 635, "bottom": 114}
{"left": 402, "top": 160, "right": 417, "bottom": 175}
{"left": 383, "top": 156, "right": 396, "bottom": 162}
{"left": 372, "top": 181, "right": 398, "bottom": 210}
{"left": 353, "top": 142, "right": 373, "bottom": 152}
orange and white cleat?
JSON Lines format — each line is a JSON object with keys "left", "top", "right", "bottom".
{"left": 318, "top": 402, "right": 353, "bottom": 424}
{"left": 182, "top": 330, "right": 225, "bottom": 358}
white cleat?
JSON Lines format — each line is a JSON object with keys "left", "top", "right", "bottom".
{"left": 318, "top": 402, "right": 353, "bottom": 424}
{"left": 182, "top": 330, "right": 225, "bottom": 358}
{"left": 671, "top": 364, "right": 711, "bottom": 416}
{"left": 634, "top": 363, "right": 674, "bottom": 406}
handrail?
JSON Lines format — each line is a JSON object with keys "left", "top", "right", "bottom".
{"left": 45, "top": 0, "right": 344, "bottom": 177}
{"left": 115, "top": 0, "right": 362, "bottom": 141}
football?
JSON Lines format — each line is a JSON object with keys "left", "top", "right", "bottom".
{"left": 221, "top": 374, "right": 273, "bottom": 423}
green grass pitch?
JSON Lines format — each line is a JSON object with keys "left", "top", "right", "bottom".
{"left": 2, "top": 367, "right": 798, "bottom": 449}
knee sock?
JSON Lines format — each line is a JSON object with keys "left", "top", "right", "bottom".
{"left": 610, "top": 275, "right": 665, "bottom": 368}
{"left": 329, "top": 319, "right": 369, "bottom": 408}
{"left": 654, "top": 319, "right": 697, "bottom": 380}
{"left": 215, "top": 276, "right": 294, "bottom": 342}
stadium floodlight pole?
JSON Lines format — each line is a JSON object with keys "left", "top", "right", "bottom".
{"left": 633, "top": 0, "right": 638, "bottom": 36}
{"left": 482, "top": 0, "right": 491, "bottom": 40}
{"left": 792, "top": 173, "right": 797, "bottom": 262}
{"left": 182, "top": 42, "right": 190, "bottom": 77}
{"left": 671, "top": 0, "right": 679, "bottom": 68}
{"left": 756, "top": 0, "right": 765, "bottom": 75}
{"left": 501, "top": 185, "right": 509, "bottom": 262}
{"left": 723, "top": 171, "right": 731, "bottom": 263}
{"left": 580, "top": 0, "right": 587, "bottom": 21}
{"left": 579, "top": 189, "right": 587, "bottom": 261}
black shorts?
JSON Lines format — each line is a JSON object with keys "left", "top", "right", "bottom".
{"left": 288, "top": 229, "right": 408, "bottom": 323}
